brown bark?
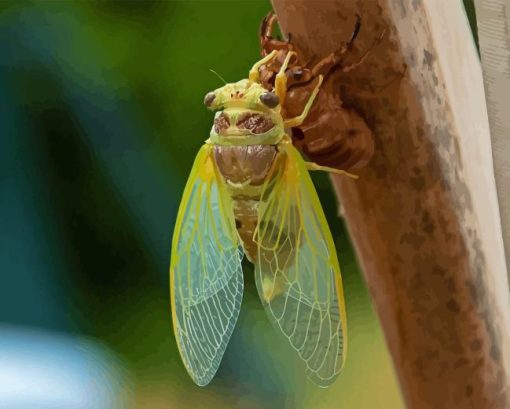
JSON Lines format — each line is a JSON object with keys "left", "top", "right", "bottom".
{"left": 271, "top": 0, "right": 510, "bottom": 408}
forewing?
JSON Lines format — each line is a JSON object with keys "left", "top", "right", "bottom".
{"left": 254, "top": 143, "right": 347, "bottom": 387}
{"left": 170, "top": 144, "right": 243, "bottom": 386}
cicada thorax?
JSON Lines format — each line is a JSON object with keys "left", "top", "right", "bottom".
{"left": 213, "top": 144, "right": 281, "bottom": 262}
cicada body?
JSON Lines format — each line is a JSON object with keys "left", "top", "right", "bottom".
{"left": 169, "top": 54, "right": 348, "bottom": 387}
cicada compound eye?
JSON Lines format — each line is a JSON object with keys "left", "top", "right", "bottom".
{"left": 293, "top": 69, "right": 304, "bottom": 81}
{"left": 204, "top": 92, "right": 216, "bottom": 107}
{"left": 260, "top": 92, "right": 279, "bottom": 108}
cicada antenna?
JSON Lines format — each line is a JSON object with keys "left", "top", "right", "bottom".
{"left": 209, "top": 69, "right": 228, "bottom": 85}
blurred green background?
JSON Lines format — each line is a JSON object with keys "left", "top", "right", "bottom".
{"left": 0, "top": 1, "right": 476, "bottom": 408}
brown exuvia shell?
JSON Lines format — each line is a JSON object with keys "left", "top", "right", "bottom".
{"left": 257, "top": 11, "right": 375, "bottom": 170}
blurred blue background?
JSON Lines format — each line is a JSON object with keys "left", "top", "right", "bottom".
{"left": 0, "top": 1, "right": 476, "bottom": 407}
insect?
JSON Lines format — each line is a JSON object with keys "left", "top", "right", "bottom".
{"left": 170, "top": 50, "right": 353, "bottom": 388}
{"left": 257, "top": 11, "right": 376, "bottom": 170}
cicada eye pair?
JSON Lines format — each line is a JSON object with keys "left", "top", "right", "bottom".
{"left": 203, "top": 90, "right": 279, "bottom": 108}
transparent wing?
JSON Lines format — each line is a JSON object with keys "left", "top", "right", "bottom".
{"left": 170, "top": 144, "right": 243, "bottom": 386}
{"left": 254, "top": 143, "right": 347, "bottom": 387}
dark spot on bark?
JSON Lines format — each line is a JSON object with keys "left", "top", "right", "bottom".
{"left": 214, "top": 112, "right": 230, "bottom": 133}
{"left": 235, "top": 219, "right": 242, "bottom": 229}
{"left": 446, "top": 277, "right": 456, "bottom": 291}
{"left": 432, "top": 73, "right": 439, "bottom": 86}
{"left": 423, "top": 49, "right": 434, "bottom": 68}
{"left": 466, "top": 280, "right": 478, "bottom": 302}
{"left": 470, "top": 339, "right": 481, "bottom": 351}
{"left": 237, "top": 113, "right": 274, "bottom": 134}
{"left": 421, "top": 210, "right": 434, "bottom": 234}
{"left": 454, "top": 357, "right": 468, "bottom": 368}
{"left": 407, "top": 49, "right": 416, "bottom": 68}
{"left": 446, "top": 298, "right": 460, "bottom": 312}
{"left": 466, "top": 384, "right": 473, "bottom": 396}
{"left": 411, "top": 176, "right": 425, "bottom": 190}
{"left": 400, "top": 232, "right": 426, "bottom": 250}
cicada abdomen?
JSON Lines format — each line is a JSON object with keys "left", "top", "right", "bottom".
{"left": 213, "top": 144, "right": 279, "bottom": 262}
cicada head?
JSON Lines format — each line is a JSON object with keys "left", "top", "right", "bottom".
{"left": 204, "top": 79, "right": 281, "bottom": 111}
{"left": 204, "top": 80, "right": 285, "bottom": 146}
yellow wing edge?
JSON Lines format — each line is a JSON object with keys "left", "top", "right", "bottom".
{"left": 283, "top": 142, "right": 348, "bottom": 369}
{"left": 169, "top": 144, "right": 239, "bottom": 378}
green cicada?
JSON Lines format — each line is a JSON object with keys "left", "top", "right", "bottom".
{"left": 170, "top": 51, "right": 352, "bottom": 387}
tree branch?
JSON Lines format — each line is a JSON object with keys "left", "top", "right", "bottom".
{"left": 271, "top": 0, "right": 510, "bottom": 407}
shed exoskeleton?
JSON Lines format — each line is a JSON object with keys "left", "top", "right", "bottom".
{"left": 258, "top": 11, "right": 377, "bottom": 170}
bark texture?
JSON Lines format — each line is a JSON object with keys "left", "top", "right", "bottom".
{"left": 271, "top": 0, "right": 510, "bottom": 408}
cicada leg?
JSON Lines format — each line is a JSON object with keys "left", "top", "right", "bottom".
{"left": 347, "top": 14, "right": 362, "bottom": 47}
{"left": 341, "top": 29, "right": 386, "bottom": 73}
{"left": 260, "top": 11, "right": 294, "bottom": 56}
{"left": 283, "top": 74, "right": 323, "bottom": 128}
{"left": 260, "top": 11, "right": 278, "bottom": 42}
{"left": 308, "top": 14, "right": 361, "bottom": 78}
{"left": 305, "top": 162, "right": 358, "bottom": 178}
{"left": 249, "top": 50, "right": 278, "bottom": 82}
{"left": 274, "top": 51, "right": 297, "bottom": 104}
